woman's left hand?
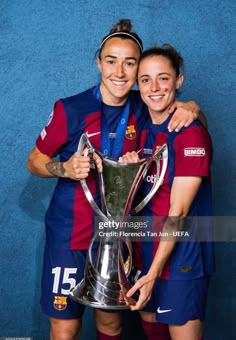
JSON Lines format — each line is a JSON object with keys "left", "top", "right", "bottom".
{"left": 168, "top": 100, "right": 200, "bottom": 132}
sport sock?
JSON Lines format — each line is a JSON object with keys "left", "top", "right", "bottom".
{"left": 141, "top": 319, "right": 171, "bottom": 340}
{"left": 96, "top": 330, "right": 121, "bottom": 340}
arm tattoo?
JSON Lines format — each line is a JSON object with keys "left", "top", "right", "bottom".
{"left": 46, "top": 161, "right": 66, "bottom": 177}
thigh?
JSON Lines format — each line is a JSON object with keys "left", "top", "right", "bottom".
{"left": 155, "top": 277, "right": 209, "bottom": 325}
{"left": 139, "top": 311, "right": 156, "bottom": 322}
{"left": 94, "top": 309, "right": 123, "bottom": 335}
{"left": 41, "top": 244, "right": 87, "bottom": 319}
{"left": 169, "top": 319, "right": 203, "bottom": 340}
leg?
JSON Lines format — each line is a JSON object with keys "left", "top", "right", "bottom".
{"left": 50, "top": 318, "right": 82, "bottom": 340}
{"left": 136, "top": 273, "right": 171, "bottom": 340}
{"left": 169, "top": 319, "right": 203, "bottom": 340}
{"left": 140, "top": 311, "right": 156, "bottom": 322}
{"left": 41, "top": 247, "right": 87, "bottom": 339}
{"left": 95, "top": 309, "right": 122, "bottom": 338}
{"left": 139, "top": 311, "right": 170, "bottom": 340}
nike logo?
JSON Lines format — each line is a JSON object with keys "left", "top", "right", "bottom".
{"left": 157, "top": 307, "right": 172, "bottom": 314}
{"left": 86, "top": 131, "right": 101, "bottom": 138}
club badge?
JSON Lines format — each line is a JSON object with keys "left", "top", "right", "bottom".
{"left": 53, "top": 296, "right": 68, "bottom": 311}
{"left": 125, "top": 125, "right": 136, "bottom": 139}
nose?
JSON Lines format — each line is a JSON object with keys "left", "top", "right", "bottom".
{"left": 151, "top": 80, "right": 160, "bottom": 92}
{"left": 115, "top": 63, "right": 125, "bottom": 77}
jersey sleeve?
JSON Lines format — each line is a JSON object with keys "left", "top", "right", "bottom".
{"left": 36, "top": 100, "right": 68, "bottom": 157}
{"left": 174, "top": 125, "right": 212, "bottom": 177}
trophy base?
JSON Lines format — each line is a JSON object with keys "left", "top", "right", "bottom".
{"left": 69, "top": 279, "right": 132, "bottom": 310}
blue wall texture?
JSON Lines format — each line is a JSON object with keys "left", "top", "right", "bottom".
{"left": 0, "top": 0, "right": 235, "bottom": 339}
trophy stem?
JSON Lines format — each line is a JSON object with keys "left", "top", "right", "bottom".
{"left": 70, "top": 233, "right": 133, "bottom": 309}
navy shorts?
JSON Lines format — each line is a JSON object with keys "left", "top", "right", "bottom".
{"left": 143, "top": 277, "right": 210, "bottom": 325}
{"left": 41, "top": 243, "right": 87, "bottom": 319}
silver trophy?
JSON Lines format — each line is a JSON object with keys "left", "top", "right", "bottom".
{"left": 69, "top": 133, "right": 168, "bottom": 309}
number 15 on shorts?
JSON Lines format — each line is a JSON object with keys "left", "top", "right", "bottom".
{"left": 52, "top": 267, "right": 77, "bottom": 295}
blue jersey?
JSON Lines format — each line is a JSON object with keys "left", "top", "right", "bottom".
{"left": 36, "top": 86, "right": 147, "bottom": 250}
{"left": 134, "top": 116, "right": 215, "bottom": 280}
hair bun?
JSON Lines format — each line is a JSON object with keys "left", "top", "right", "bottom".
{"left": 98, "top": 18, "right": 143, "bottom": 56}
{"left": 111, "top": 19, "right": 132, "bottom": 33}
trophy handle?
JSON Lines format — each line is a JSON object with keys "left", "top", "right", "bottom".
{"left": 77, "top": 133, "right": 109, "bottom": 223}
{"left": 131, "top": 144, "right": 168, "bottom": 215}
{"left": 77, "top": 132, "right": 95, "bottom": 155}
{"left": 80, "top": 175, "right": 110, "bottom": 222}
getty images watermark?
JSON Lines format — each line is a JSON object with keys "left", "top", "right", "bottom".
{"left": 95, "top": 216, "right": 236, "bottom": 242}
{"left": 96, "top": 217, "right": 190, "bottom": 241}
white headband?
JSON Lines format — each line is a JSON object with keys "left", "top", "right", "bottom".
{"left": 100, "top": 32, "right": 143, "bottom": 51}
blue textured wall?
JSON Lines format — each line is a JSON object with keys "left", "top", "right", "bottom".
{"left": 0, "top": 0, "right": 235, "bottom": 339}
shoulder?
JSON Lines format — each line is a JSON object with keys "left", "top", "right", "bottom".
{"left": 175, "top": 121, "right": 212, "bottom": 146}
{"left": 60, "top": 87, "right": 100, "bottom": 114}
{"left": 173, "top": 121, "right": 213, "bottom": 167}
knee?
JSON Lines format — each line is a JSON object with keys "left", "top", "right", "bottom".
{"left": 95, "top": 310, "right": 122, "bottom": 336}
{"left": 50, "top": 317, "right": 81, "bottom": 340}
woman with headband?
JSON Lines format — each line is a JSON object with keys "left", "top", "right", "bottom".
{"left": 27, "top": 19, "right": 205, "bottom": 340}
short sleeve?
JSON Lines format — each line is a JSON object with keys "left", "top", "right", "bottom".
{"left": 36, "top": 100, "right": 68, "bottom": 157}
{"left": 174, "top": 125, "right": 212, "bottom": 177}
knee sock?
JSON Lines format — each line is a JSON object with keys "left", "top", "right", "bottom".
{"left": 96, "top": 330, "right": 121, "bottom": 340}
{"left": 141, "top": 319, "right": 171, "bottom": 340}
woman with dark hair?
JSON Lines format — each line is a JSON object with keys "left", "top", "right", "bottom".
{"left": 122, "top": 45, "right": 215, "bottom": 340}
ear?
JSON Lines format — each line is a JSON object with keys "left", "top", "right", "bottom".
{"left": 176, "top": 74, "right": 184, "bottom": 90}
{"left": 97, "top": 58, "right": 102, "bottom": 73}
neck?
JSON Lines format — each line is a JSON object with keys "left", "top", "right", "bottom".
{"left": 149, "top": 109, "right": 169, "bottom": 125}
{"left": 100, "top": 84, "right": 128, "bottom": 106}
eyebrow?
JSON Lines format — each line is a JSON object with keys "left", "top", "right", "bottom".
{"left": 139, "top": 72, "right": 172, "bottom": 78}
{"left": 104, "top": 55, "right": 138, "bottom": 61}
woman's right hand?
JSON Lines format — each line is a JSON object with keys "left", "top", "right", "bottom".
{"left": 119, "top": 151, "right": 140, "bottom": 163}
{"left": 126, "top": 273, "right": 156, "bottom": 311}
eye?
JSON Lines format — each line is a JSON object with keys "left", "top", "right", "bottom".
{"left": 160, "top": 77, "right": 169, "bottom": 81}
{"left": 107, "top": 60, "right": 115, "bottom": 65}
{"left": 141, "top": 78, "right": 149, "bottom": 83}
{"left": 125, "top": 61, "right": 135, "bottom": 67}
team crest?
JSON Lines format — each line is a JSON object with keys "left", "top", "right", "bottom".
{"left": 125, "top": 125, "right": 136, "bottom": 139}
{"left": 53, "top": 296, "right": 68, "bottom": 311}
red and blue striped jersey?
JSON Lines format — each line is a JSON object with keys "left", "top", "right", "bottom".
{"left": 36, "top": 86, "right": 147, "bottom": 250}
{"left": 134, "top": 116, "right": 215, "bottom": 280}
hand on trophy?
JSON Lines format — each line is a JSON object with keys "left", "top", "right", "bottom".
{"left": 62, "top": 150, "right": 102, "bottom": 180}
{"left": 91, "top": 152, "right": 103, "bottom": 173}
{"left": 126, "top": 273, "right": 157, "bottom": 311}
{"left": 118, "top": 151, "right": 141, "bottom": 163}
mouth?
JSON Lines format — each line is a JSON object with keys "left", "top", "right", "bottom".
{"left": 111, "top": 80, "right": 128, "bottom": 86}
{"left": 149, "top": 95, "right": 164, "bottom": 101}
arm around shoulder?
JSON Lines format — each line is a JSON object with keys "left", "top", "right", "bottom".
{"left": 168, "top": 100, "right": 208, "bottom": 132}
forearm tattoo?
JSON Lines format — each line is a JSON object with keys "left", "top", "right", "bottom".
{"left": 46, "top": 161, "right": 66, "bottom": 177}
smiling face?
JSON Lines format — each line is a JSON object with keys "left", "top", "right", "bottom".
{"left": 97, "top": 37, "right": 141, "bottom": 106}
{"left": 138, "top": 55, "right": 184, "bottom": 123}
